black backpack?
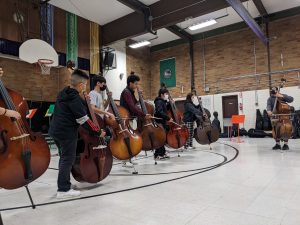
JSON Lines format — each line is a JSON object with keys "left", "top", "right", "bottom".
{"left": 263, "top": 109, "right": 272, "bottom": 131}
{"left": 292, "top": 110, "right": 300, "bottom": 139}
{"left": 255, "top": 109, "right": 263, "bottom": 130}
{"left": 248, "top": 128, "right": 272, "bottom": 138}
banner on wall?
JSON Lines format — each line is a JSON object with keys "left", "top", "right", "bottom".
{"left": 40, "top": 4, "right": 54, "bottom": 46}
{"left": 90, "top": 22, "right": 100, "bottom": 74}
{"left": 160, "top": 58, "right": 176, "bottom": 88}
{"left": 66, "top": 12, "right": 78, "bottom": 66}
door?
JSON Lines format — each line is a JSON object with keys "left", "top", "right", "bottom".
{"left": 222, "top": 95, "right": 239, "bottom": 132}
{"left": 222, "top": 95, "right": 239, "bottom": 118}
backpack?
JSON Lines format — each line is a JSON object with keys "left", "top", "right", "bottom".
{"left": 255, "top": 109, "right": 263, "bottom": 130}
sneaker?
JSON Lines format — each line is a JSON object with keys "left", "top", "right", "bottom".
{"left": 122, "top": 161, "right": 135, "bottom": 168}
{"left": 71, "top": 184, "right": 78, "bottom": 190}
{"left": 163, "top": 154, "right": 170, "bottom": 159}
{"left": 188, "top": 146, "right": 195, "bottom": 150}
{"left": 282, "top": 144, "right": 289, "bottom": 150}
{"left": 129, "top": 161, "right": 138, "bottom": 166}
{"left": 272, "top": 144, "right": 281, "bottom": 150}
{"left": 154, "top": 155, "right": 165, "bottom": 160}
{"left": 56, "top": 189, "right": 81, "bottom": 199}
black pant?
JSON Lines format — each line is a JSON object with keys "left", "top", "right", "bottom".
{"left": 54, "top": 138, "right": 77, "bottom": 192}
{"left": 154, "top": 146, "right": 166, "bottom": 157}
{"left": 154, "top": 122, "right": 167, "bottom": 157}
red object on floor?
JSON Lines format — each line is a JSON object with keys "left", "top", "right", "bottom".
{"left": 230, "top": 115, "right": 245, "bottom": 143}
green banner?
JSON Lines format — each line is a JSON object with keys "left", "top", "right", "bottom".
{"left": 66, "top": 12, "right": 78, "bottom": 65}
{"left": 160, "top": 58, "right": 176, "bottom": 88}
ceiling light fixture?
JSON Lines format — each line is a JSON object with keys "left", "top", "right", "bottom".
{"left": 129, "top": 40, "right": 151, "bottom": 49}
{"left": 188, "top": 19, "right": 217, "bottom": 31}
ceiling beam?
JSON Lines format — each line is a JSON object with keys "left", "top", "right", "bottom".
{"left": 117, "top": 0, "right": 147, "bottom": 14}
{"left": 166, "top": 25, "right": 193, "bottom": 42}
{"left": 102, "top": 0, "right": 248, "bottom": 45}
{"left": 252, "top": 0, "right": 268, "bottom": 16}
{"left": 225, "top": 0, "right": 268, "bottom": 46}
{"left": 116, "top": 0, "right": 156, "bottom": 37}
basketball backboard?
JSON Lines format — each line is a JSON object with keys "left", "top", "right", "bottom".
{"left": 19, "top": 39, "right": 59, "bottom": 66}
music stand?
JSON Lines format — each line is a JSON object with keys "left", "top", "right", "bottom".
{"left": 231, "top": 115, "right": 245, "bottom": 143}
{"left": 45, "top": 104, "right": 55, "bottom": 126}
{"left": 26, "top": 108, "right": 38, "bottom": 128}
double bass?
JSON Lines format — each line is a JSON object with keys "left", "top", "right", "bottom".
{"left": 71, "top": 92, "right": 113, "bottom": 183}
{"left": 104, "top": 86, "right": 143, "bottom": 160}
{"left": 0, "top": 75, "right": 50, "bottom": 189}
{"left": 271, "top": 78, "right": 293, "bottom": 142}
{"left": 136, "top": 87, "right": 166, "bottom": 151}
{"left": 165, "top": 88, "right": 189, "bottom": 149}
{"left": 193, "top": 90, "right": 219, "bottom": 146}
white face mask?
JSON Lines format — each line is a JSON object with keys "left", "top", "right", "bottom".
{"left": 192, "top": 96, "right": 199, "bottom": 106}
{"left": 164, "top": 94, "right": 169, "bottom": 101}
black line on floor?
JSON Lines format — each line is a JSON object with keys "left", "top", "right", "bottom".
{"left": 110, "top": 150, "right": 227, "bottom": 176}
{"left": 0, "top": 142, "right": 239, "bottom": 212}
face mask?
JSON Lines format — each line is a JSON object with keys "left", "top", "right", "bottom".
{"left": 192, "top": 96, "right": 199, "bottom": 106}
{"left": 100, "top": 85, "right": 107, "bottom": 91}
{"left": 270, "top": 87, "right": 277, "bottom": 95}
{"left": 164, "top": 94, "right": 169, "bottom": 101}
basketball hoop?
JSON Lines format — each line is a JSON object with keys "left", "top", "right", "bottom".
{"left": 38, "top": 59, "right": 54, "bottom": 75}
{"left": 19, "top": 39, "right": 59, "bottom": 75}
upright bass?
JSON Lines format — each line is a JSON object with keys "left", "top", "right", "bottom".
{"left": 136, "top": 87, "right": 166, "bottom": 151}
{"left": 164, "top": 88, "right": 189, "bottom": 149}
{"left": 105, "top": 86, "right": 143, "bottom": 160}
{"left": 271, "top": 78, "right": 293, "bottom": 142}
{"left": 0, "top": 75, "right": 50, "bottom": 189}
{"left": 193, "top": 90, "right": 219, "bottom": 147}
{"left": 71, "top": 92, "right": 113, "bottom": 183}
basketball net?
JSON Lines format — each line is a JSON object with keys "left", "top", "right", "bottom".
{"left": 38, "top": 59, "right": 53, "bottom": 75}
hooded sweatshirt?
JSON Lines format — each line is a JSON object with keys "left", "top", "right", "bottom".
{"left": 183, "top": 101, "right": 203, "bottom": 123}
{"left": 154, "top": 97, "right": 170, "bottom": 126}
{"left": 49, "top": 86, "right": 100, "bottom": 140}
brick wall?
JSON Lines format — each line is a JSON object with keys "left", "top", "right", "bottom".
{"left": 127, "top": 15, "right": 300, "bottom": 100}
{"left": 150, "top": 44, "right": 190, "bottom": 99}
{"left": 0, "top": 57, "right": 60, "bottom": 102}
{"left": 0, "top": 57, "right": 90, "bottom": 102}
{"left": 126, "top": 46, "right": 151, "bottom": 99}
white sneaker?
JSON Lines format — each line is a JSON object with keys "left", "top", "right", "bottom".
{"left": 129, "top": 161, "right": 138, "bottom": 165}
{"left": 71, "top": 184, "right": 78, "bottom": 190}
{"left": 56, "top": 189, "right": 81, "bottom": 199}
{"left": 188, "top": 146, "right": 195, "bottom": 150}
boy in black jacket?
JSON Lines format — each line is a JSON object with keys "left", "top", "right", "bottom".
{"left": 154, "top": 88, "right": 173, "bottom": 159}
{"left": 183, "top": 93, "right": 203, "bottom": 149}
{"left": 49, "top": 69, "right": 104, "bottom": 199}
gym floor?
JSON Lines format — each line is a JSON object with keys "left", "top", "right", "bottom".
{"left": 1, "top": 138, "right": 300, "bottom": 225}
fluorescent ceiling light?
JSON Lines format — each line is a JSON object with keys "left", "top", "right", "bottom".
{"left": 188, "top": 19, "right": 217, "bottom": 31}
{"left": 129, "top": 40, "right": 151, "bottom": 48}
